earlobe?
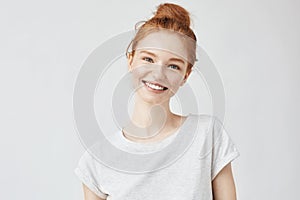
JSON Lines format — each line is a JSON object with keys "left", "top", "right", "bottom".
{"left": 180, "top": 79, "right": 186, "bottom": 86}
{"left": 180, "top": 76, "right": 187, "bottom": 86}
{"left": 127, "top": 53, "right": 133, "bottom": 72}
{"left": 128, "top": 64, "right": 132, "bottom": 72}
{"left": 180, "top": 70, "right": 191, "bottom": 86}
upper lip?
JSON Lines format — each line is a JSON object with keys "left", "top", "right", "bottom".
{"left": 142, "top": 80, "right": 168, "bottom": 88}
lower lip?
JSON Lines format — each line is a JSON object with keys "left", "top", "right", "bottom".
{"left": 143, "top": 81, "right": 167, "bottom": 93}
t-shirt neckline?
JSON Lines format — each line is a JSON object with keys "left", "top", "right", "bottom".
{"left": 115, "top": 113, "right": 192, "bottom": 153}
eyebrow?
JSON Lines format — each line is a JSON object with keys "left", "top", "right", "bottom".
{"left": 139, "top": 50, "right": 186, "bottom": 65}
{"left": 169, "top": 57, "right": 185, "bottom": 65}
{"left": 139, "top": 50, "right": 157, "bottom": 58}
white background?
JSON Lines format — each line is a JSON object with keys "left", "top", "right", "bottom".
{"left": 1, "top": 0, "right": 299, "bottom": 199}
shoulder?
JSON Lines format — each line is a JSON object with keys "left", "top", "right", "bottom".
{"left": 77, "top": 142, "right": 108, "bottom": 171}
{"left": 190, "top": 113, "right": 220, "bottom": 121}
{"left": 187, "top": 114, "right": 230, "bottom": 151}
{"left": 77, "top": 149, "right": 99, "bottom": 170}
{"left": 184, "top": 113, "right": 221, "bottom": 147}
{"left": 190, "top": 114, "right": 230, "bottom": 141}
{"left": 188, "top": 113, "right": 220, "bottom": 130}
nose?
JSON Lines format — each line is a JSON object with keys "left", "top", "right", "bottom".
{"left": 152, "top": 62, "right": 167, "bottom": 79}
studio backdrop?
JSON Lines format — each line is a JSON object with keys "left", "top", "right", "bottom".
{"left": 0, "top": 0, "right": 299, "bottom": 199}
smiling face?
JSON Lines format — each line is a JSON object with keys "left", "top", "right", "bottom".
{"left": 127, "top": 30, "right": 192, "bottom": 104}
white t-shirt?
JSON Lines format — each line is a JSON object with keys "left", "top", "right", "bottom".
{"left": 74, "top": 113, "right": 240, "bottom": 199}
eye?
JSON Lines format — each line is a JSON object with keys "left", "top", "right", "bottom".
{"left": 168, "top": 64, "right": 180, "bottom": 70}
{"left": 142, "top": 57, "right": 154, "bottom": 63}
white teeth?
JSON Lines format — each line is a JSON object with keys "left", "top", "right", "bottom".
{"left": 145, "top": 81, "right": 164, "bottom": 91}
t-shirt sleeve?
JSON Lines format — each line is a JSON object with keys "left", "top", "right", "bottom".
{"left": 74, "top": 150, "right": 108, "bottom": 199}
{"left": 211, "top": 116, "right": 240, "bottom": 181}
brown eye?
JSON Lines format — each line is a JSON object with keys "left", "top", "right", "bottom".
{"left": 143, "top": 57, "right": 154, "bottom": 63}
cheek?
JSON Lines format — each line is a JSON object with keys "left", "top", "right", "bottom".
{"left": 130, "top": 65, "right": 150, "bottom": 88}
{"left": 167, "top": 72, "right": 184, "bottom": 85}
{"left": 165, "top": 74, "right": 184, "bottom": 95}
{"left": 131, "top": 70, "right": 143, "bottom": 85}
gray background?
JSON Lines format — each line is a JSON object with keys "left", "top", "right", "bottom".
{"left": 1, "top": 0, "right": 299, "bottom": 199}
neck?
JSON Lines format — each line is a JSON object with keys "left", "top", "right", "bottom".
{"left": 132, "top": 98, "right": 170, "bottom": 126}
{"left": 124, "top": 94, "right": 178, "bottom": 139}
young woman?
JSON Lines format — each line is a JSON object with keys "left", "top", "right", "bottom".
{"left": 75, "top": 3, "right": 240, "bottom": 200}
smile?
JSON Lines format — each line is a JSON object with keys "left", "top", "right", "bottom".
{"left": 142, "top": 80, "right": 168, "bottom": 91}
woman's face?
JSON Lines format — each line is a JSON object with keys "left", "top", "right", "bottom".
{"left": 127, "top": 30, "right": 192, "bottom": 104}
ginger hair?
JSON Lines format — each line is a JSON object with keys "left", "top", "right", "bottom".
{"left": 126, "top": 3, "right": 197, "bottom": 74}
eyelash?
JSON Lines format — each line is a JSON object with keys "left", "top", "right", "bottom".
{"left": 142, "top": 57, "right": 180, "bottom": 70}
{"left": 142, "top": 57, "right": 154, "bottom": 63}
{"left": 168, "top": 64, "right": 180, "bottom": 70}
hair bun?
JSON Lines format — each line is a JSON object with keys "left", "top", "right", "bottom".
{"left": 153, "top": 3, "right": 191, "bottom": 27}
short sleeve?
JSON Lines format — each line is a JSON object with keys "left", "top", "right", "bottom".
{"left": 211, "top": 117, "right": 240, "bottom": 181}
{"left": 74, "top": 150, "right": 108, "bottom": 199}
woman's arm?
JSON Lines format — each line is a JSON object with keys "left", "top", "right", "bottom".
{"left": 212, "top": 163, "right": 237, "bottom": 200}
{"left": 82, "top": 184, "right": 106, "bottom": 200}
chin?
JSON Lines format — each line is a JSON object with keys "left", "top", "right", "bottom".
{"left": 136, "top": 90, "right": 170, "bottom": 105}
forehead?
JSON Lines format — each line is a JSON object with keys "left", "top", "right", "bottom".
{"left": 135, "top": 30, "right": 190, "bottom": 63}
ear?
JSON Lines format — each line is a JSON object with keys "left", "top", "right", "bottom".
{"left": 127, "top": 52, "right": 134, "bottom": 72}
{"left": 180, "top": 68, "right": 192, "bottom": 86}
